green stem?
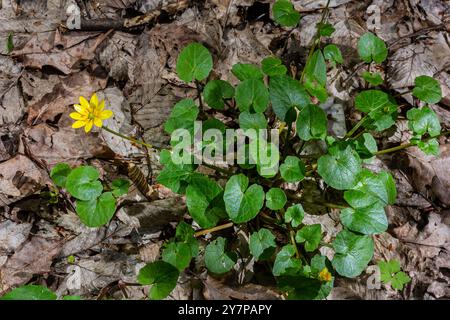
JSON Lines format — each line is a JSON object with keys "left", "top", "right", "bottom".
{"left": 300, "top": 0, "right": 331, "bottom": 82}
{"left": 323, "top": 202, "right": 348, "bottom": 209}
{"left": 375, "top": 131, "right": 450, "bottom": 156}
{"left": 344, "top": 114, "right": 369, "bottom": 140}
{"left": 102, "top": 126, "right": 159, "bottom": 150}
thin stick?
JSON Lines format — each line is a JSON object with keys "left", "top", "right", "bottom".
{"left": 194, "top": 222, "right": 234, "bottom": 237}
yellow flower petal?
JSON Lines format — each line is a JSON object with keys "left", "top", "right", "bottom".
{"left": 97, "top": 100, "right": 105, "bottom": 111}
{"left": 72, "top": 120, "right": 86, "bottom": 129}
{"left": 84, "top": 120, "right": 93, "bottom": 133}
{"left": 70, "top": 112, "right": 87, "bottom": 121}
{"left": 99, "top": 109, "right": 113, "bottom": 120}
{"left": 90, "top": 93, "right": 98, "bottom": 107}
{"left": 79, "top": 96, "right": 90, "bottom": 109}
{"left": 93, "top": 118, "right": 103, "bottom": 128}
{"left": 74, "top": 104, "right": 89, "bottom": 115}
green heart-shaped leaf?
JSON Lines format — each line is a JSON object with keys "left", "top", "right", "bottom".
{"left": 317, "top": 145, "right": 362, "bottom": 190}
{"left": 76, "top": 192, "right": 116, "bottom": 227}
{"left": 362, "top": 71, "right": 383, "bottom": 86}
{"left": 235, "top": 79, "right": 269, "bottom": 113}
{"left": 266, "top": 188, "right": 287, "bottom": 211}
{"left": 203, "top": 80, "right": 235, "bottom": 110}
{"left": 280, "top": 156, "right": 306, "bottom": 183}
{"left": 412, "top": 75, "right": 442, "bottom": 104}
{"left": 273, "top": 244, "right": 302, "bottom": 276}
{"left": 223, "top": 174, "right": 265, "bottom": 223}
{"left": 249, "top": 228, "right": 277, "bottom": 261}
{"left": 331, "top": 230, "right": 374, "bottom": 278}
{"left": 273, "top": 0, "right": 300, "bottom": 27}
{"left": 164, "top": 99, "right": 199, "bottom": 134}
{"left": 296, "top": 104, "right": 328, "bottom": 141}
{"left": 162, "top": 242, "right": 192, "bottom": 271}
{"left": 406, "top": 106, "right": 441, "bottom": 137}
{"left": 262, "top": 56, "right": 287, "bottom": 76}
{"left": 284, "top": 204, "right": 305, "bottom": 228}
{"left": 137, "top": 261, "right": 180, "bottom": 300}
{"left": 269, "top": 75, "right": 310, "bottom": 121}
{"left": 340, "top": 202, "right": 388, "bottom": 235}
{"left": 295, "top": 224, "right": 321, "bottom": 252}
{"left": 239, "top": 111, "right": 267, "bottom": 130}
{"left": 111, "top": 178, "right": 130, "bottom": 197}
{"left": 50, "top": 163, "right": 72, "bottom": 188}
{"left": 204, "top": 237, "right": 236, "bottom": 274}
{"left": 323, "top": 44, "right": 343, "bottom": 65}
{"left": 66, "top": 166, "right": 103, "bottom": 201}
{"left": 176, "top": 43, "right": 213, "bottom": 83}
{"left": 357, "top": 32, "right": 387, "bottom": 64}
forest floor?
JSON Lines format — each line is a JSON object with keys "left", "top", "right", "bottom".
{"left": 0, "top": 0, "right": 450, "bottom": 300}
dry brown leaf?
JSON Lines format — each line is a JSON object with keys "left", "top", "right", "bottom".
{"left": 26, "top": 70, "right": 107, "bottom": 125}
{"left": 0, "top": 220, "right": 32, "bottom": 254}
{"left": 12, "top": 29, "right": 110, "bottom": 75}
{"left": 0, "top": 154, "right": 47, "bottom": 207}
{"left": 0, "top": 236, "right": 61, "bottom": 292}
{"left": 203, "top": 276, "right": 280, "bottom": 300}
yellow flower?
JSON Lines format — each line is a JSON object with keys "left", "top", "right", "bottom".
{"left": 70, "top": 94, "right": 113, "bottom": 133}
{"left": 318, "top": 267, "right": 332, "bottom": 282}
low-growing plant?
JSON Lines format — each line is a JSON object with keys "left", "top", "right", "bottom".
{"left": 50, "top": 163, "right": 130, "bottom": 228}
{"left": 134, "top": 1, "right": 446, "bottom": 300}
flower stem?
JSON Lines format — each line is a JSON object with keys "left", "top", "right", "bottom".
{"left": 194, "top": 222, "right": 234, "bottom": 237}
{"left": 376, "top": 131, "right": 450, "bottom": 156}
{"left": 102, "top": 125, "right": 160, "bottom": 150}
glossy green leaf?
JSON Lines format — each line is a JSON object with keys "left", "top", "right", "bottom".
{"left": 412, "top": 75, "right": 442, "bottom": 104}
{"left": 340, "top": 202, "right": 387, "bottom": 235}
{"left": 354, "top": 90, "right": 397, "bottom": 131}
{"left": 204, "top": 237, "right": 236, "bottom": 274}
{"left": 357, "top": 32, "right": 388, "bottom": 64}
{"left": 323, "top": 44, "right": 343, "bottom": 65}
{"left": 406, "top": 107, "right": 441, "bottom": 137}
{"left": 278, "top": 275, "right": 333, "bottom": 300}
{"left": 331, "top": 230, "right": 374, "bottom": 278}
{"left": 266, "top": 188, "right": 287, "bottom": 211}
{"left": 232, "top": 63, "right": 264, "bottom": 81}
{"left": 378, "top": 260, "right": 411, "bottom": 290}
{"left": 249, "top": 228, "right": 277, "bottom": 261}
{"left": 186, "top": 174, "right": 223, "bottom": 228}
{"left": 164, "top": 99, "right": 199, "bottom": 134}
{"left": 76, "top": 192, "right": 116, "bottom": 227}
{"left": 296, "top": 104, "right": 328, "bottom": 141}
{"left": 50, "top": 163, "right": 72, "bottom": 188}
{"left": 239, "top": 111, "right": 267, "bottom": 130}
{"left": 66, "top": 166, "right": 103, "bottom": 201}
{"left": 262, "top": 56, "right": 287, "bottom": 76}
{"left": 285, "top": 204, "right": 305, "bottom": 228}
{"left": 269, "top": 75, "right": 310, "bottom": 121}
{"left": 223, "top": 174, "right": 265, "bottom": 223}
{"left": 272, "top": 244, "right": 302, "bottom": 276}
{"left": 111, "top": 178, "right": 130, "bottom": 197}
{"left": 203, "top": 80, "right": 235, "bottom": 110}
{"left": 273, "top": 0, "right": 300, "bottom": 27}
{"left": 137, "top": 261, "right": 180, "bottom": 300}
{"left": 0, "top": 285, "right": 57, "bottom": 300}
{"left": 362, "top": 71, "right": 383, "bottom": 86}
{"left": 344, "top": 169, "right": 397, "bottom": 207}
{"left": 235, "top": 79, "right": 269, "bottom": 113}
{"left": 354, "top": 133, "right": 378, "bottom": 158}
{"left": 176, "top": 43, "right": 213, "bottom": 82}
{"left": 317, "top": 145, "right": 362, "bottom": 190}
{"left": 295, "top": 224, "right": 321, "bottom": 252}
{"left": 303, "top": 77, "right": 328, "bottom": 103}
{"left": 280, "top": 156, "right": 306, "bottom": 183}
{"left": 304, "top": 50, "right": 327, "bottom": 86}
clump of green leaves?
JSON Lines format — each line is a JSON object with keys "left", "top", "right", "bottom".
{"left": 134, "top": 3, "right": 445, "bottom": 300}
{"left": 378, "top": 259, "right": 411, "bottom": 290}
{"left": 50, "top": 163, "right": 130, "bottom": 227}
